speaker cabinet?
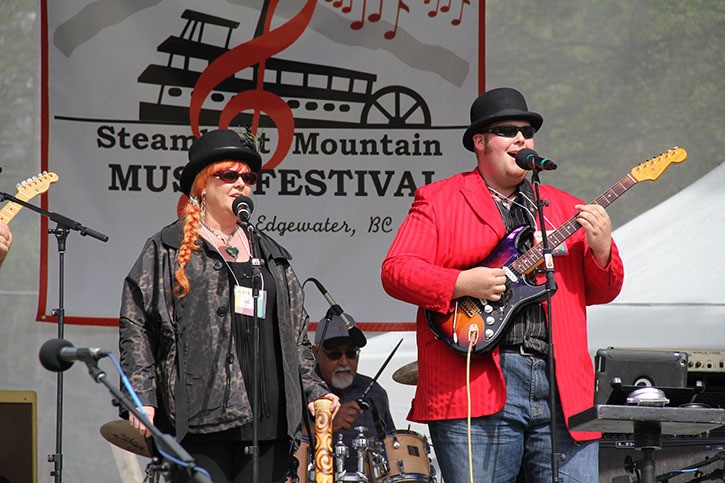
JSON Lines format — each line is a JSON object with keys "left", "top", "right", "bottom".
{"left": 0, "top": 390, "right": 37, "bottom": 483}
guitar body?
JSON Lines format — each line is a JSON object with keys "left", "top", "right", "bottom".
{"left": 423, "top": 147, "right": 687, "bottom": 357}
{"left": 425, "top": 226, "right": 554, "bottom": 356}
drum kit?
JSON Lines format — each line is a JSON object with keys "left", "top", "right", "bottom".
{"left": 100, "top": 360, "right": 426, "bottom": 483}
{"left": 290, "top": 360, "right": 434, "bottom": 483}
{"left": 294, "top": 425, "right": 436, "bottom": 483}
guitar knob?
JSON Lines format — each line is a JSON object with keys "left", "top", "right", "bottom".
{"left": 486, "top": 316, "right": 495, "bottom": 325}
{"left": 484, "top": 304, "right": 493, "bottom": 314}
{"left": 484, "top": 329, "right": 494, "bottom": 339}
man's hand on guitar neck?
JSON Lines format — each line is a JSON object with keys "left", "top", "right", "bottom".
{"left": 453, "top": 266, "right": 507, "bottom": 301}
{"left": 575, "top": 203, "right": 613, "bottom": 267}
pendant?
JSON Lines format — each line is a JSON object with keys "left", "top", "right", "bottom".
{"left": 225, "top": 246, "right": 239, "bottom": 259}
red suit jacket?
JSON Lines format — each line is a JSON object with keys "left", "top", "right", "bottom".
{"left": 381, "top": 169, "right": 624, "bottom": 440}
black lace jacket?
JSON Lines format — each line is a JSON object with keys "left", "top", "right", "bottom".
{"left": 119, "top": 218, "right": 328, "bottom": 440}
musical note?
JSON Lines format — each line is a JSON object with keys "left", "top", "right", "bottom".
{"left": 341, "top": 0, "right": 354, "bottom": 13}
{"left": 332, "top": 0, "right": 344, "bottom": 8}
{"left": 368, "top": 0, "right": 384, "bottom": 22}
{"left": 428, "top": 0, "right": 441, "bottom": 17}
{"left": 451, "top": 0, "right": 470, "bottom": 26}
{"left": 440, "top": 0, "right": 452, "bottom": 13}
{"left": 384, "top": 0, "right": 410, "bottom": 39}
{"left": 189, "top": 0, "right": 317, "bottom": 170}
{"left": 351, "top": 0, "right": 366, "bottom": 29}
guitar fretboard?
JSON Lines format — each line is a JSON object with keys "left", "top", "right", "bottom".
{"left": 0, "top": 194, "right": 31, "bottom": 224}
{"left": 511, "top": 174, "right": 637, "bottom": 275}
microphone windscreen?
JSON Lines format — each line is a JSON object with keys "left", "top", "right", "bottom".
{"left": 39, "top": 338, "right": 73, "bottom": 372}
{"left": 232, "top": 196, "right": 254, "bottom": 216}
{"left": 514, "top": 148, "right": 538, "bottom": 170}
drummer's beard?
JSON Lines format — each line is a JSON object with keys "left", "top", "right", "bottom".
{"left": 330, "top": 366, "right": 355, "bottom": 390}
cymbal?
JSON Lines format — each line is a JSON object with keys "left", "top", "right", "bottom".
{"left": 392, "top": 360, "right": 418, "bottom": 385}
{"left": 100, "top": 420, "right": 151, "bottom": 458}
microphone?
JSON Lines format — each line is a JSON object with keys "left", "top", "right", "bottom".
{"left": 306, "top": 277, "right": 367, "bottom": 348}
{"left": 39, "top": 338, "right": 110, "bottom": 372}
{"left": 515, "top": 148, "right": 557, "bottom": 171}
{"left": 232, "top": 196, "right": 254, "bottom": 223}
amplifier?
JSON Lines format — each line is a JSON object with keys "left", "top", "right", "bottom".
{"left": 680, "top": 349, "right": 725, "bottom": 373}
{"left": 656, "top": 348, "right": 725, "bottom": 409}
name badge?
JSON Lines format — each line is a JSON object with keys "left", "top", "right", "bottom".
{"left": 234, "top": 285, "right": 267, "bottom": 318}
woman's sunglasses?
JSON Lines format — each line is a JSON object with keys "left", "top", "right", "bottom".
{"left": 480, "top": 125, "right": 536, "bottom": 139}
{"left": 213, "top": 170, "right": 258, "bottom": 186}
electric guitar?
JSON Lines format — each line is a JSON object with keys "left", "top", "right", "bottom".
{"left": 424, "top": 148, "right": 687, "bottom": 356}
{"left": 0, "top": 172, "right": 59, "bottom": 224}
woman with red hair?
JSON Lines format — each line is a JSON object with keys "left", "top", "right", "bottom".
{"left": 120, "top": 128, "right": 338, "bottom": 482}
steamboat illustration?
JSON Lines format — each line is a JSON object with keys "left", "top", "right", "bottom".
{"left": 138, "top": 9, "right": 432, "bottom": 129}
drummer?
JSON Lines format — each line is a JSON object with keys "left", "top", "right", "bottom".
{"left": 313, "top": 308, "right": 396, "bottom": 474}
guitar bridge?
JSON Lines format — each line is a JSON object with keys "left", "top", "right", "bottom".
{"left": 459, "top": 297, "right": 482, "bottom": 318}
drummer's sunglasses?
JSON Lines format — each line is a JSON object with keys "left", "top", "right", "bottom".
{"left": 323, "top": 349, "right": 360, "bottom": 360}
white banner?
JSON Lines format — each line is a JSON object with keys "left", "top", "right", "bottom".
{"left": 40, "top": 0, "right": 482, "bottom": 327}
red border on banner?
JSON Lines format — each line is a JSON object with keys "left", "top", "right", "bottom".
{"left": 36, "top": 0, "right": 487, "bottom": 330}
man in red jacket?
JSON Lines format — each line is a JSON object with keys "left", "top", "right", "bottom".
{"left": 381, "top": 87, "right": 624, "bottom": 482}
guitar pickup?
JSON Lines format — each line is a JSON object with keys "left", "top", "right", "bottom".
{"left": 503, "top": 267, "right": 518, "bottom": 283}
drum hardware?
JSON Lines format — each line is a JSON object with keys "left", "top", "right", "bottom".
{"left": 143, "top": 458, "right": 170, "bottom": 483}
{"left": 334, "top": 430, "right": 370, "bottom": 482}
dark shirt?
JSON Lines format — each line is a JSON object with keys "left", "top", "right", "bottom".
{"left": 496, "top": 181, "right": 549, "bottom": 356}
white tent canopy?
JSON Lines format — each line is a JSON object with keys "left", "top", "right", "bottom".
{"left": 588, "top": 162, "right": 725, "bottom": 353}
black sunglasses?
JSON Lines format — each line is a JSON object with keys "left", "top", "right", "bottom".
{"left": 322, "top": 349, "right": 360, "bottom": 360}
{"left": 480, "top": 125, "right": 536, "bottom": 140}
{"left": 213, "top": 170, "right": 258, "bottom": 186}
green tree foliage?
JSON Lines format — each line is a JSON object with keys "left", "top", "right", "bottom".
{"left": 486, "top": 0, "right": 725, "bottom": 227}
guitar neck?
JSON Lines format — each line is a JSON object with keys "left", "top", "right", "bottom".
{"left": 512, "top": 173, "right": 638, "bottom": 274}
{"left": 0, "top": 195, "right": 31, "bottom": 224}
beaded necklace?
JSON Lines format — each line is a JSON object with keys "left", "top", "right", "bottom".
{"left": 201, "top": 220, "right": 241, "bottom": 259}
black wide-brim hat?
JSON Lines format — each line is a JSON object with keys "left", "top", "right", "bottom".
{"left": 462, "top": 87, "right": 543, "bottom": 152}
{"left": 180, "top": 128, "right": 263, "bottom": 196}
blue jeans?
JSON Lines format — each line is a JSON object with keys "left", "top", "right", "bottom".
{"left": 428, "top": 351, "right": 597, "bottom": 483}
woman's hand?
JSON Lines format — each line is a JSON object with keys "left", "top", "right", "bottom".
{"left": 129, "top": 405, "right": 155, "bottom": 438}
{"left": 308, "top": 393, "right": 340, "bottom": 419}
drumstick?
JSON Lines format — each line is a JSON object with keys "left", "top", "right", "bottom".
{"left": 314, "top": 399, "right": 333, "bottom": 483}
{"left": 357, "top": 338, "right": 404, "bottom": 410}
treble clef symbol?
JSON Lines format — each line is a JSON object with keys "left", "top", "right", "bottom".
{"left": 189, "top": 0, "right": 317, "bottom": 170}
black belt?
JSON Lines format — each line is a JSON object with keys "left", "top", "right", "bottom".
{"left": 499, "top": 344, "right": 547, "bottom": 359}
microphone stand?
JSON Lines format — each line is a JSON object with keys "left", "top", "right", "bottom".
{"left": 242, "top": 221, "right": 262, "bottom": 483}
{"left": 0, "top": 190, "right": 108, "bottom": 483}
{"left": 78, "top": 358, "right": 210, "bottom": 482}
{"left": 528, "top": 170, "right": 563, "bottom": 483}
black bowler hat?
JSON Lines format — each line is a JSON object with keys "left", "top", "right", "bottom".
{"left": 180, "top": 128, "right": 263, "bottom": 196}
{"left": 462, "top": 87, "right": 543, "bottom": 152}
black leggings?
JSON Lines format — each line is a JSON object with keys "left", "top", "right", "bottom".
{"left": 175, "top": 438, "right": 291, "bottom": 483}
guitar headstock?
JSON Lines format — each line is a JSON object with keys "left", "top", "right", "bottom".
{"left": 16, "top": 171, "right": 59, "bottom": 200}
{"left": 630, "top": 147, "right": 687, "bottom": 182}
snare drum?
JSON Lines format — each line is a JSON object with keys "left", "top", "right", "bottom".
{"left": 367, "top": 430, "right": 435, "bottom": 482}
